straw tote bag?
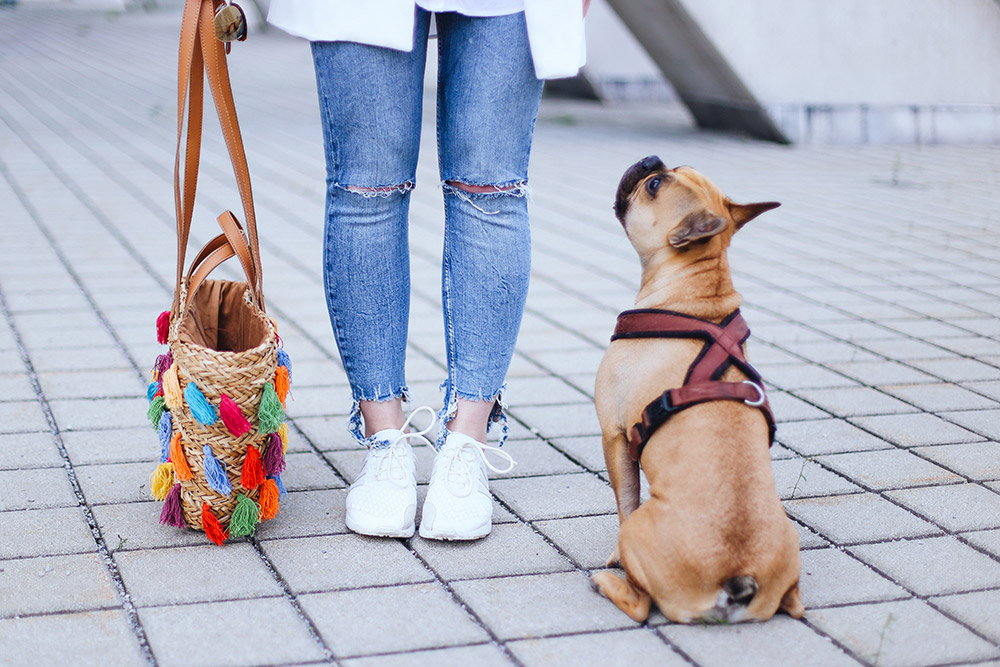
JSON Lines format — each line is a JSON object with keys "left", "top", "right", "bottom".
{"left": 145, "top": 0, "right": 291, "bottom": 545}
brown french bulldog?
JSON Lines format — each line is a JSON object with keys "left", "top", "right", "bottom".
{"left": 591, "top": 156, "right": 803, "bottom": 624}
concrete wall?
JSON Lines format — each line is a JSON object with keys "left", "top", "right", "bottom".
{"left": 593, "top": 0, "right": 1000, "bottom": 143}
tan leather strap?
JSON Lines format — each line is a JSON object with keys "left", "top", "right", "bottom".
{"left": 172, "top": 0, "right": 264, "bottom": 316}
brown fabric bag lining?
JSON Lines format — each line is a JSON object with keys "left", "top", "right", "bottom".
{"left": 177, "top": 279, "right": 269, "bottom": 352}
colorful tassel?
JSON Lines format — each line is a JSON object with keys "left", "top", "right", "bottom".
{"left": 228, "top": 493, "right": 260, "bottom": 537}
{"left": 170, "top": 432, "right": 193, "bottom": 481}
{"left": 146, "top": 381, "right": 159, "bottom": 402}
{"left": 277, "top": 348, "right": 291, "bottom": 381}
{"left": 219, "top": 393, "right": 251, "bottom": 437}
{"left": 263, "top": 432, "right": 286, "bottom": 476}
{"left": 259, "top": 478, "right": 280, "bottom": 521}
{"left": 274, "top": 365, "right": 290, "bottom": 408}
{"left": 161, "top": 364, "right": 183, "bottom": 412}
{"left": 159, "top": 484, "right": 186, "bottom": 528}
{"left": 256, "top": 383, "right": 283, "bottom": 434}
{"left": 241, "top": 445, "right": 264, "bottom": 491}
{"left": 149, "top": 462, "right": 174, "bottom": 500}
{"left": 201, "top": 503, "right": 227, "bottom": 546}
{"left": 156, "top": 352, "right": 173, "bottom": 376}
{"left": 202, "top": 445, "right": 232, "bottom": 496}
{"left": 185, "top": 382, "right": 217, "bottom": 426}
{"left": 156, "top": 310, "right": 170, "bottom": 344}
{"left": 158, "top": 411, "right": 172, "bottom": 462}
{"left": 147, "top": 395, "right": 166, "bottom": 429}
{"left": 271, "top": 474, "right": 287, "bottom": 498}
{"left": 278, "top": 423, "right": 289, "bottom": 453}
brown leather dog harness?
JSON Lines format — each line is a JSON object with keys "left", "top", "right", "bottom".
{"left": 612, "top": 309, "right": 776, "bottom": 461}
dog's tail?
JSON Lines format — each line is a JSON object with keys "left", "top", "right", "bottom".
{"left": 701, "top": 576, "right": 759, "bottom": 623}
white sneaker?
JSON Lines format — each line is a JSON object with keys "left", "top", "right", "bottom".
{"left": 345, "top": 407, "right": 436, "bottom": 538}
{"left": 419, "top": 431, "right": 516, "bottom": 541}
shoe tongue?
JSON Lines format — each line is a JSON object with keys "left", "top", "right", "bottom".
{"left": 369, "top": 428, "right": 404, "bottom": 448}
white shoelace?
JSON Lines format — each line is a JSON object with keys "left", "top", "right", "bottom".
{"left": 371, "top": 406, "right": 437, "bottom": 487}
{"left": 442, "top": 438, "right": 517, "bottom": 496}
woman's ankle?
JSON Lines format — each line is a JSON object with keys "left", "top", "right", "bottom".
{"left": 360, "top": 398, "right": 405, "bottom": 437}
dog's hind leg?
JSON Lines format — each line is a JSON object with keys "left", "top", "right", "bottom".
{"left": 592, "top": 570, "right": 652, "bottom": 622}
{"left": 603, "top": 432, "right": 640, "bottom": 567}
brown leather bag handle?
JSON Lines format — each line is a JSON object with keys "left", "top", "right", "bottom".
{"left": 172, "top": 0, "right": 265, "bottom": 316}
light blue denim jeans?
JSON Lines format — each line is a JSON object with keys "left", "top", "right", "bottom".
{"left": 312, "top": 9, "right": 544, "bottom": 447}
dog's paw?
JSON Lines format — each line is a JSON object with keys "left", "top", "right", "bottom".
{"left": 605, "top": 546, "right": 621, "bottom": 568}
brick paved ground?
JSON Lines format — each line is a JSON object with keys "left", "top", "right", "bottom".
{"left": 1, "top": 6, "right": 999, "bottom": 667}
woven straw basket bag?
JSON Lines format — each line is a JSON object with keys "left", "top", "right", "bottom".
{"left": 145, "top": 0, "right": 291, "bottom": 545}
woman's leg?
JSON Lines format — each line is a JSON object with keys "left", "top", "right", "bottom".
{"left": 434, "top": 10, "right": 544, "bottom": 447}
{"left": 311, "top": 12, "right": 429, "bottom": 442}
{"left": 418, "top": 10, "right": 542, "bottom": 541}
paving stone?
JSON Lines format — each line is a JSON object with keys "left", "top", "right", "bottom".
{"left": 808, "top": 599, "right": 1000, "bottom": 666}
{"left": 452, "top": 571, "right": 634, "bottom": 640}
{"left": 0, "top": 506, "right": 95, "bottom": 559}
{"left": 250, "top": 488, "right": 349, "bottom": 540}
{"left": 938, "top": 409, "right": 1000, "bottom": 440}
{"left": 849, "top": 412, "right": 983, "bottom": 447}
{"left": 262, "top": 533, "right": 433, "bottom": 593}
{"left": 548, "top": 435, "right": 607, "bottom": 472}
{"left": 827, "top": 360, "right": 937, "bottom": 386}
{"left": 850, "top": 535, "right": 1000, "bottom": 596}
{"left": 510, "top": 629, "right": 687, "bottom": 667}
{"left": 764, "top": 363, "right": 859, "bottom": 391}
{"left": 92, "top": 501, "right": 222, "bottom": 552}
{"left": 484, "top": 437, "right": 585, "bottom": 478}
{"left": 776, "top": 418, "right": 892, "bottom": 456}
{"left": 961, "top": 528, "right": 1000, "bottom": 558}
{"left": 769, "top": 391, "right": 832, "bottom": 422}
{"left": 0, "top": 553, "right": 119, "bottom": 617}
{"left": 662, "top": 616, "right": 860, "bottom": 666}
{"left": 139, "top": 597, "right": 326, "bottom": 666}
{"left": 47, "top": 397, "right": 149, "bottom": 432}
{"left": 0, "top": 467, "right": 78, "bottom": 511}
{"left": 932, "top": 589, "right": 1000, "bottom": 644}
{"left": 28, "top": 346, "right": 133, "bottom": 372}
{"left": 0, "top": 400, "right": 49, "bottom": 433}
{"left": 75, "top": 461, "right": 155, "bottom": 505}
{"left": 777, "top": 340, "right": 881, "bottom": 364}
{"left": 115, "top": 543, "right": 284, "bottom": 606}
{"left": 966, "top": 380, "right": 1000, "bottom": 403}
{"left": 281, "top": 451, "right": 347, "bottom": 491}
{"left": 510, "top": 403, "right": 602, "bottom": 439}
{"left": 534, "top": 514, "right": 620, "bottom": 570}
{"left": 913, "top": 442, "right": 1000, "bottom": 481}
{"left": 793, "top": 387, "right": 918, "bottom": 418}
{"left": 61, "top": 426, "right": 159, "bottom": 465}
{"left": 771, "top": 457, "right": 861, "bottom": 500}
{"left": 341, "top": 644, "right": 511, "bottom": 667}
{"left": 798, "top": 547, "right": 908, "bottom": 608}
{"left": 794, "top": 521, "right": 830, "bottom": 549}
{"left": 504, "top": 375, "right": 592, "bottom": 406}
{"left": 881, "top": 382, "right": 1000, "bottom": 412}
{"left": 886, "top": 483, "right": 1000, "bottom": 531}
{"left": 909, "top": 357, "right": 1000, "bottom": 383}
{"left": 0, "top": 431, "right": 62, "bottom": 469}
{"left": 0, "top": 610, "right": 146, "bottom": 667}
{"left": 816, "top": 449, "right": 962, "bottom": 490}
{"left": 411, "top": 522, "right": 572, "bottom": 580}
{"left": 36, "top": 369, "right": 145, "bottom": 400}
{"left": 491, "top": 473, "right": 615, "bottom": 521}
{"left": 300, "top": 583, "right": 489, "bottom": 657}
{"left": 785, "top": 493, "right": 940, "bottom": 545}
{"left": 0, "top": 373, "right": 35, "bottom": 401}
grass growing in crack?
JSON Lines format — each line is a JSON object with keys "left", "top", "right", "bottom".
{"left": 873, "top": 612, "right": 895, "bottom": 666}
{"left": 116, "top": 534, "right": 128, "bottom": 551}
{"left": 790, "top": 455, "right": 813, "bottom": 499}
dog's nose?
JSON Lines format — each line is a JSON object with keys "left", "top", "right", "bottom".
{"left": 640, "top": 155, "right": 663, "bottom": 171}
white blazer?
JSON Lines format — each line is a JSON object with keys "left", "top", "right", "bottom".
{"left": 267, "top": 0, "right": 586, "bottom": 80}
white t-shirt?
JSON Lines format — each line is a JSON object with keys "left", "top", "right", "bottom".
{"left": 415, "top": 0, "right": 524, "bottom": 16}
{"left": 268, "top": 0, "right": 585, "bottom": 80}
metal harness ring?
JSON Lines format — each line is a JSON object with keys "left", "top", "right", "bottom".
{"left": 742, "top": 381, "right": 766, "bottom": 407}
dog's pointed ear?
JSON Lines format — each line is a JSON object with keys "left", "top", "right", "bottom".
{"left": 728, "top": 201, "right": 781, "bottom": 230}
{"left": 669, "top": 210, "right": 728, "bottom": 249}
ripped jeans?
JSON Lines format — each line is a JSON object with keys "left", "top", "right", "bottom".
{"left": 311, "top": 8, "right": 544, "bottom": 448}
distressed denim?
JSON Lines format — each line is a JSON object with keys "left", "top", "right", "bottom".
{"left": 312, "top": 8, "right": 544, "bottom": 447}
